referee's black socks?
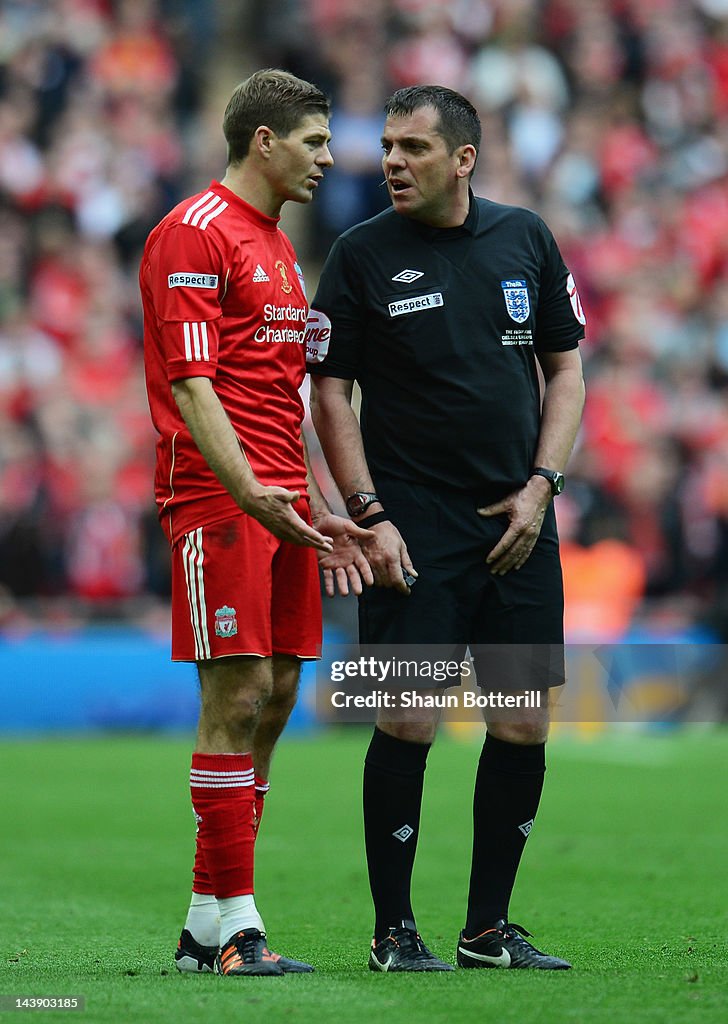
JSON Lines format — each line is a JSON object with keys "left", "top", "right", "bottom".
{"left": 363, "top": 727, "right": 431, "bottom": 943}
{"left": 465, "top": 732, "right": 546, "bottom": 937}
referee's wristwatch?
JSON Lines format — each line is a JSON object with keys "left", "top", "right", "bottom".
{"left": 345, "top": 491, "right": 381, "bottom": 518}
{"left": 531, "top": 467, "right": 565, "bottom": 497}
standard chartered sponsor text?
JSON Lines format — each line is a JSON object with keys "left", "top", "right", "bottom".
{"left": 254, "top": 303, "right": 308, "bottom": 344}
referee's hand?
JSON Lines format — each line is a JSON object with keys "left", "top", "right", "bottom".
{"left": 359, "top": 521, "right": 417, "bottom": 594}
{"left": 314, "top": 513, "right": 376, "bottom": 597}
{"left": 478, "top": 479, "right": 550, "bottom": 575}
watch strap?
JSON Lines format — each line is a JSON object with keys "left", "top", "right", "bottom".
{"left": 531, "top": 466, "right": 564, "bottom": 495}
{"left": 356, "top": 511, "right": 390, "bottom": 528}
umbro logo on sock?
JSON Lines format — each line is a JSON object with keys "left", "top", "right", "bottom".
{"left": 518, "top": 819, "right": 534, "bottom": 837}
{"left": 252, "top": 264, "right": 270, "bottom": 282}
{"left": 392, "top": 824, "right": 414, "bottom": 843}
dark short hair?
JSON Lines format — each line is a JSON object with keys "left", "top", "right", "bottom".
{"left": 384, "top": 85, "right": 481, "bottom": 156}
{"left": 223, "top": 69, "right": 330, "bottom": 165}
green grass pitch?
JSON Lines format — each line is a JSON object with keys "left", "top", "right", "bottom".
{"left": 1, "top": 728, "right": 726, "bottom": 1023}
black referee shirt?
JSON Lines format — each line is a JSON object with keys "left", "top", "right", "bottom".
{"left": 309, "top": 195, "right": 585, "bottom": 500}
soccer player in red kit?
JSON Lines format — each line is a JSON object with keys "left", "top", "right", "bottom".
{"left": 140, "top": 69, "right": 372, "bottom": 977}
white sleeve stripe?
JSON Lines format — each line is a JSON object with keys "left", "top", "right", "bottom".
{"left": 182, "top": 191, "right": 214, "bottom": 224}
{"left": 183, "top": 322, "right": 192, "bottom": 361}
{"left": 191, "top": 321, "right": 201, "bottom": 360}
{"left": 199, "top": 201, "right": 228, "bottom": 230}
{"left": 188, "top": 195, "right": 222, "bottom": 228}
{"left": 181, "top": 323, "right": 213, "bottom": 361}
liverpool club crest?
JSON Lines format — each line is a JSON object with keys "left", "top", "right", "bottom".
{"left": 214, "top": 605, "right": 238, "bottom": 638}
{"left": 501, "top": 279, "right": 531, "bottom": 324}
{"left": 275, "top": 260, "right": 293, "bottom": 294}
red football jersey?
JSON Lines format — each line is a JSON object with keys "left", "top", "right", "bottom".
{"left": 140, "top": 181, "right": 310, "bottom": 544}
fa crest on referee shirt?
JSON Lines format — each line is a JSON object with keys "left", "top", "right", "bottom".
{"left": 501, "top": 279, "right": 531, "bottom": 323}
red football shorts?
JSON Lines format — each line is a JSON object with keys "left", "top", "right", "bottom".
{"left": 170, "top": 502, "right": 322, "bottom": 662}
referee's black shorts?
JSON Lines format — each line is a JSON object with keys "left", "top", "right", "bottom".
{"left": 358, "top": 479, "right": 565, "bottom": 690}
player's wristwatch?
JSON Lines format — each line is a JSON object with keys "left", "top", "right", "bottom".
{"left": 345, "top": 491, "right": 381, "bottom": 518}
{"left": 531, "top": 467, "right": 565, "bottom": 496}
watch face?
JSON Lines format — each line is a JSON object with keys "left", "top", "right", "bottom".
{"left": 553, "top": 473, "right": 565, "bottom": 495}
{"left": 346, "top": 492, "right": 377, "bottom": 516}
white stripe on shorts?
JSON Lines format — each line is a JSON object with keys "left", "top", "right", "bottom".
{"left": 182, "top": 528, "right": 211, "bottom": 660}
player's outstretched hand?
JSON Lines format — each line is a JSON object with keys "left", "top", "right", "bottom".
{"left": 314, "top": 513, "right": 376, "bottom": 597}
{"left": 358, "top": 520, "right": 417, "bottom": 595}
{"left": 242, "top": 485, "right": 334, "bottom": 551}
{"left": 478, "top": 477, "right": 551, "bottom": 575}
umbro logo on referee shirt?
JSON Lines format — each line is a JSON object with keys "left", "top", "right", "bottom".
{"left": 252, "top": 264, "right": 270, "bottom": 282}
{"left": 392, "top": 269, "right": 424, "bottom": 283}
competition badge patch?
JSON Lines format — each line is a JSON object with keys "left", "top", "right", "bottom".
{"left": 566, "top": 272, "right": 586, "bottom": 325}
{"left": 304, "top": 309, "right": 331, "bottom": 363}
{"left": 501, "top": 279, "right": 531, "bottom": 323}
{"left": 294, "top": 261, "right": 307, "bottom": 297}
{"left": 214, "top": 605, "right": 238, "bottom": 638}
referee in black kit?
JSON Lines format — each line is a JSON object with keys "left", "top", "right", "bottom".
{"left": 309, "top": 86, "right": 585, "bottom": 972}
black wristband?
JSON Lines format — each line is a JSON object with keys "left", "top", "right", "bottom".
{"left": 356, "top": 511, "right": 390, "bottom": 528}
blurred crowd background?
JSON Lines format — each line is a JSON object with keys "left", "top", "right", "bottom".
{"left": 2, "top": 0, "right": 728, "bottom": 644}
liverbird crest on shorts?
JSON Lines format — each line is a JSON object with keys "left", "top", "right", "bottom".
{"left": 501, "top": 279, "right": 531, "bottom": 323}
{"left": 214, "top": 605, "right": 238, "bottom": 638}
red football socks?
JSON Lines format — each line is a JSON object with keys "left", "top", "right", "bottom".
{"left": 190, "top": 752, "right": 256, "bottom": 898}
{"left": 253, "top": 775, "right": 270, "bottom": 838}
